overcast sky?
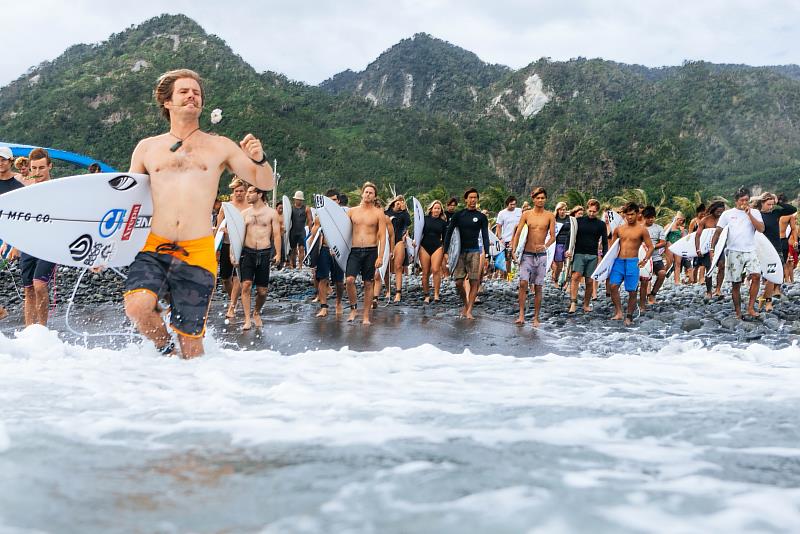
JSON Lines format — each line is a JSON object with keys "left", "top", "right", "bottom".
{"left": 4, "top": 0, "right": 800, "bottom": 88}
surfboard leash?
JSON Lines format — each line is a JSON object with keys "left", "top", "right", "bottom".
{"left": 64, "top": 267, "right": 144, "bottom": 344}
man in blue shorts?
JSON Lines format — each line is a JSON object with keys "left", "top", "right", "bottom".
{"left": 608, "top": 202, "right": 654, "bottom": 326}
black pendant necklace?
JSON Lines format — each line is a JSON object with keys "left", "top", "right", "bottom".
{"left": 169, "top": 127, "right": 201, "bottom": 152}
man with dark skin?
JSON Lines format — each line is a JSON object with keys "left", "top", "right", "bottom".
{"left": 124, "top": 69, "right": 274, "bottom": 358}
{"left": 694, "top": 201, "right": 726, "bottom": 299}
{"left": 443, "top": 189, "right": 490, "bottom": 320}
{"left": 510, "top": 187, "right": 555, "bottom": 327}
{"left": 710, "top": 188, "right": 765, "bottom": 320}
{"left": 608, "top": 202, "right": 654, "bottom": 326}
{"left": 640, "top": 206, "right": 667, "bottom": 308}
{"left": 345, "top": 182, "right": 386, "bottom": 325}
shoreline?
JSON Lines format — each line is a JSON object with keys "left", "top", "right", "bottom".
{"left": 0, "top": 265, "right": 796, "bottom": 354}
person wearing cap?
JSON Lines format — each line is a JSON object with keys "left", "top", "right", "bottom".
{"left": 0, "top": 147, "right": 25, "bottom": 321}
{"left": 0, "top": 147, "right": 24, "bottom": 194}
{"left": 288, "top": 190, "right": 312, "bottom": 269}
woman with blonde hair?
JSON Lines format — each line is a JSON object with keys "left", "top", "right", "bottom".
{"left": 551, "top": 201, "right": 573, "bottom": 285}
{"left": 418, "top": 200, "right": 448, "bottom": 303}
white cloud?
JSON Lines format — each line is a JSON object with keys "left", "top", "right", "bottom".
{"left": 2, "top": 0, "right": 800, "bottom": 88}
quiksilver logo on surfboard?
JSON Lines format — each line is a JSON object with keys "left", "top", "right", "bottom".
{"left": 69, "top": 234, "right": 93, "bottom": 261}
{"left": 108, "top": 175, "right": 137, "bottom": 191}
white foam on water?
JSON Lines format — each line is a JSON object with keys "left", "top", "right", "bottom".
{"left": 2, "top": 326, "right": 800, "bottom": 532}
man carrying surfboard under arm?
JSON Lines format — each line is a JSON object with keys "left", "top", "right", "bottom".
{"left": 14, "top": 148, "right": 57, "bottom": 327}
{"left": 510, "top": 187, "right": 555, "bottom": 327}
{"left": 124, "top": 68, "right": 274, "bottom": 358}
{"left": 710, "top": 188, "right": 764, "bottom": 320}
{"left": 443, "top": 188, "right": 490, "bottom": 320}
{"left": 608, "top": 202, "right": 654, "bottom": 326}
{"left": 345, "top": 182, "right": 386, "bottom": 325}
{"left": 694, "top": 201, "right": 726, "bottom": 300}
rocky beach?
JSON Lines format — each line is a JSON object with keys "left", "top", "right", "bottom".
{"left": 0, "top": 263, "right": 796, "bottom": 354}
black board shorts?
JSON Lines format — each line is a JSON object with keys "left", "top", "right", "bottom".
{"left": 239, "top": 246, "right": 272, "bottom": 288}
{"left": 346, "top": 246, "right": 378, "bottom": 281}
{"left": 20, "top": 253, "right": 56, "bottom": 287}
{"left": 219, "top": 242, "right": 234, "bottom": 279}
{"left": 125, "top": 251, "right": 215, "bottom": 338}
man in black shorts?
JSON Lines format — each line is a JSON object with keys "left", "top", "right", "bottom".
{"left": 17, "top": 148, "right": 57, "bottom": 326}
{"left": 288, "top": 191, "right": 312, "bottom": 269}
{"left": 237, "top": 185, "right": 281, "bottom": 330}
{"left": 345, "top": 182, "right": 386, "bottom": 325}
{"left": 308, "top": 189, "right": 345, "bottom": 317}
{"left": 218, "top": 178, "right": 250, "bottom": 318}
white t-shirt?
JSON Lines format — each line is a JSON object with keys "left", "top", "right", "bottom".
{"left": 496, "top": 207, "right": 522, "bottom": 243}
{"left": 717, "top": 208, "right": 763, "bottom": 252}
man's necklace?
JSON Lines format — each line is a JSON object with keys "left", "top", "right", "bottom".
{"left": 168, "top": 127, "right": 201, "bottom": 152}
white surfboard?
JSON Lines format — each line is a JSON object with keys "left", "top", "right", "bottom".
{"left": 668, "top": 228, "right": 715, "bottom": 259}
{"left": 412, "top": 197, "right": 424, "bottom": 265}
{"left": 303, "top": 228, "right": 322, "bottom": 268}
{"left": 0, "top": 172, "right": 153, "bottom": 268}
{"left": 282, "top": 195, "right": 292, "bottom": 256}
{"left": 606, "top": 210, "right": 623, "bottom": 235}
{"left": 561, "top": 216, "right": 579, "bottom": 280}
{"left": 755, "top": 232, "right": 783, "bottom": 284}
{"left": 404, "top": 235, "right": 415, "bottom": 260}
{"left": 515, "top": 225, "right": 528, "bottom": 260}
{"left": 214, "top": 219, "right": 227, "bottom": 251}
{"left": 591, "top": 240, "right": 621, "bottom": 282}
{"left": 313, "top": 194, "right": 351, "bottom": 272}
{"left": 638, "top": 244, "right": 653, "bottom": 279}
{"left": 486, "top": 229, "right": 503, "bottom": 257}
{"left": 447, "top": 228, "right": 461, "bottom": 273}
{"left": 706, "top": 226, "right": 728, "bottom": 279}
{"left": 221, "top": 202, "right": 245, "bottom": 265}
{"left": 378, "top": 228, "right": 391, "bottom": 279}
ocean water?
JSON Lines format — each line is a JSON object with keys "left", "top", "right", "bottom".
{"left": 1, "top": 326, "right": 800, "bottom": 533}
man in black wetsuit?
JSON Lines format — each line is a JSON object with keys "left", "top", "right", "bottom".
{"left": 568, "top": 198, "right": 608, "bottom": 313}
{"left": 443, "top": 188, "right": 490, "bottom": 319}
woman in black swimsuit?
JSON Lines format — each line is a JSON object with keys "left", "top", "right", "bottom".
{"left": 418, "top": 200, "right": 448, "bottom": 303}
{"left": 386, "top": 195, "right": 411, "bottom": 303}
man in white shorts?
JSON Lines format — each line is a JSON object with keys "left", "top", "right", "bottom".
{"left": 710, "top": 187, "right": 765, "bottom": 319}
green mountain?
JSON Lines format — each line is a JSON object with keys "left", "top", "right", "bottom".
{"left": 320, "top": 33, "right": 509, "bottom": 116}
{"left": 3, "top": 13, "right": 800, "bottom": 207}
{"left": 0, "top": 15, "right": 498, "bottom": 196}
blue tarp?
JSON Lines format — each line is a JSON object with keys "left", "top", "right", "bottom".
{"left": 0, "top": 142, "right": 116, "bottom": 172}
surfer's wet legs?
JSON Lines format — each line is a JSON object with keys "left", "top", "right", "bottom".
{"left": 226, "top": 277, "right": 241, "bottom": 319}
{"left": 362, "top": 280, "right": 374, "bottom": 325}
{"left": 125, "top": 291, "right": 173, "bottom": 352}
{"left": 23, "top": 283, "right": 49, "bottom": 327}
{"left": 532, "top": 284, "right": 543, "bottom": 327}
{"left": 609, "top": 283, "right": 624, "bottom": 320}
{"left": 241, "top": 280, "right": 254, "bottom": 330}
{"left": 346, "top": 276, "right": 359, "bottom": 321}
{"left": 177, "top": 336, "right": 204, "bottom": 359}
{"left": 515, "top": 280, "right": 528, "bottom": 325}
{"left": 393, "top": 241, "right": 405, "bottom": 302}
